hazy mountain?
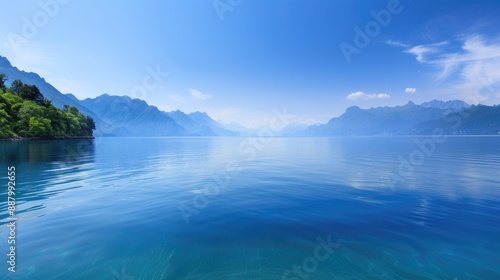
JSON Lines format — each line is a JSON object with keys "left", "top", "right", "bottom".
{"left": 218, "top": 122, "right": 310, "bottom": 136}
{"left": 412, "top": 105, "right": 500, "bottom": 135}
{"left": 279, "top": 123, "right": 311, "bottom": 135}
{"left": 79, "top": 94, "right": 189, "bottom": 136}
{"left": 2, "top": 55, "right": 497, "bottom": 137}
{"left": 0, "top": 55, "right": 241, "bottom": 137}
{"left": 296, "top": 101, "right": 446, "bottom": 136}
{"left": 77, "top": 94, "right": 240, "bottom": 136}
{"left": 64, "top": 93, "right": 80, "bottom": 102}
{"left": 219, "top": 121, "right": 255, "bottom": 136}
{"left": 0, "top": 55, "right": 116, "bottom": 136}
{"left": 1, "top": 56, "right": 78, "bottom": 109}
{"left": 165, "top": 110, "right": 216, "bottom": 136}
{"left": 294, "top": 101, "right": 500, "bottom": 136}
{"left": 420, "top": 99, "right": 470, "bottom": 112}
{"left": 188, "top": 112, "right": 239, "bottom": 136}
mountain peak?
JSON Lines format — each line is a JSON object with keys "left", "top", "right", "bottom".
{"left": 64, "top": 93, "right": 79, "bottom": 102}
{"left": 190, "top": 111, "right": 208, "bottom": 116}
{"left": 420, "top": 99, "right": 470, "bottom": 111}
{"left": 0, "top": 55, "right": 13, "bottom": 67}
{"left": 346, "top": 106, "right": 361, "bottom": 112}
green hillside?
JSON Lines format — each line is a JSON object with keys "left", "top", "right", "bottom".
{"left": 0, "top": 74, "right": 95, "bottom": 139}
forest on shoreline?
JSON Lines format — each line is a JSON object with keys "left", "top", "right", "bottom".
{"left": 0, "top": 74, "right": 95, "bottom": 139}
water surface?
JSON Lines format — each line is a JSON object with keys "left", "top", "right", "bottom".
{"left": 1, "top": 137, "right": 499, "bottom": 279}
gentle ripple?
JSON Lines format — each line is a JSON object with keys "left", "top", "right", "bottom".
{"left": 0, "top": 136, "right": 499, "bottom": 279}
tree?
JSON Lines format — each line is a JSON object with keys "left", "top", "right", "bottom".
{"left": 0, "top": 74, "right": 7, "bottom": 91}
{"left": 10, "top": 80, "right": 24, "bottom": 95}
{"left": 64, "top": 105, "right": 79, "bottom": 115}
{"left": 26, "top": 117, "right": 52, "bottom": 137}
{"left": 42, "top": 99, "right": 53, "bottom": 108}
{"left": 0, "top": 103, "right": 14, "bottom": 137}
{"left": 17, "top": 101, "right": 43, "bottom": 118}
{"left": 85, "top": 116, "right": 96, "bottom": 132}
{"left": 19, "top": 85, "right": 44, "bottom": 105}
{"left": 0, "top": 74, "right": 95, "bottom": 138}
{"left": 42, "top": 100, "right": 66, "bottom": 135}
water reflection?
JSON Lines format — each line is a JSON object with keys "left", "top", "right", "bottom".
{"left": 0, "top": 139, "right": 95, "bottom": 165}
{"left": 0, "top": 139, "right": 95, "bottom": 224}
{"left": 0, "top": 137, "right": 499, "bottom": 279}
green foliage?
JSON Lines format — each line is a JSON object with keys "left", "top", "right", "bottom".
{"left": 17, "top": 100, "right": 44, "bottom": 134}
{"left": 0, "top": 74, "right": 95, "bottom": 138}
{"left": 10, "top": 80, "right": 45, "bottom": 105}
{"left": 1, "top": 92, "right": 23, "bottom": 105}
{"left": 26, "top": 117, "right": 52, "bottom": 137}
{"left": 10, "top": 80, "right": 23, "bottom": 95}
{"left": 0, "top": 107, "right": 14, "bottom": 137}
{"left": 0, "top": 74, "right": 7, "bottom": 91}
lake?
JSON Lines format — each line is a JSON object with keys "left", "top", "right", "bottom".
{"left": 1, "top": 137, "right": 499, "bottom": 279}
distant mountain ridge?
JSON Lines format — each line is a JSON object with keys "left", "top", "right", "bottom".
{"left": 2, "top": 55, "right": 499, "bottom": 136}
{"left": 0, "top": 55, "right": 116, "bottom": 136}
{"left": 411, "top": 105, "right": 500, "bottom": 135}
{"left": 78, "top": 94, "right": 240, "bottom": 136}
{"left": 165, "top": 110, "right": 216, "bottom": 136}
{"left": 292, "top": 100, "right": 500, "bottom": 136}
{"left": 79, "top": 94, "right": 189, "bottom": 136}
{"left": 0, "top": 55, "right": 239, "bottom": 137}
{"left": 420, "top": 99, "right": 470, "bottom": 112}
{"left": 187, "top": 112, "right": 239, "bottom": 136}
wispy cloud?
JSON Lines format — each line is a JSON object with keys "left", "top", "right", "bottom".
{"left": 405, "top": 87, "right": 417, "bottom": 94}
{"left": 385, "top": 40, "right": 408, "bottom": 48}
{"left": 188, "top": 89, "right": 211, "bottom": 101}
{"left": 404, "top": 35, "right": 500, "bottom": 102}
{"left": 346, "top": 91, "right": 390, "bottom": 100}
{"left": 404, "top": 41, "right": 448, "bottom": 62}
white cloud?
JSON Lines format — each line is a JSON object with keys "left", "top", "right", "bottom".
{"left": 188, "top": 89, "right": 211, "bottom": 101}
{"left": 376, "top": 93, "right": 391, "bottom": 99}
{"left": 346, "top": 91, "right": 390, "bottom": 100}
{"left": 405, "top": 35, "right": 500, "bottom": 103}
{"left": 405, "top": 87, "right": 417, "bottom": 94}
{"left": 404, "top": 41, "right": 448, "bottom": 62}
{"left": 385, "top": 40, "right": 408, "bottom": 48}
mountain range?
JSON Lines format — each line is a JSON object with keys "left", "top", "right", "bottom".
{"left": 291, "top": 100, "right": 500, "bottom": 136}
{"left": 1, "top": 55, "right": 499, "bottom": 136}
{"left": 0, "top": 55, "right": 239, "bottom": 137}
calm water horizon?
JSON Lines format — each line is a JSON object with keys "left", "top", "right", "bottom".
{"left": 1, "top": 136, "right": 499, "bottom": 279}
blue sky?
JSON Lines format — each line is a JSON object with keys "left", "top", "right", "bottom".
{"left": 1, "top": 0, "right": 500, "bottom": 127}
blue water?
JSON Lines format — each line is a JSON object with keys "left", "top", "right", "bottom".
{"left": 1, "top": 137, "right": 499, "bottom": 279}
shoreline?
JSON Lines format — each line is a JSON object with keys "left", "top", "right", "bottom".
{"left": 0, "top": 136, "right": 95, "bottom": 141}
